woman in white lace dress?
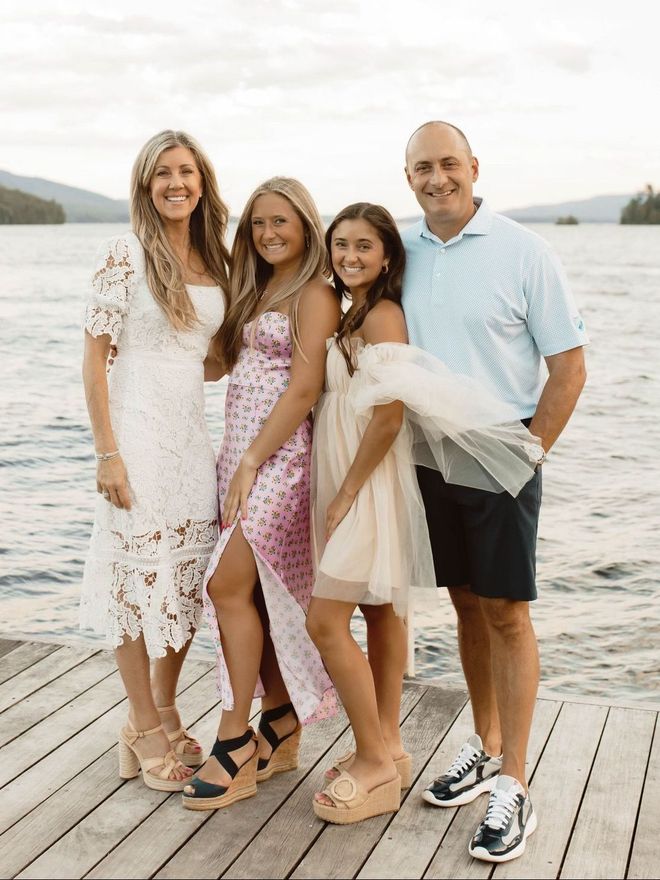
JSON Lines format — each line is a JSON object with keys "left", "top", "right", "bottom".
{"left": 81, "top": 130, "right": 230, "bottom": 791}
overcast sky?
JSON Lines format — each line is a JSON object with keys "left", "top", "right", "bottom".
{"left": 2, "top": 0, "right": 659, "bottom": 216}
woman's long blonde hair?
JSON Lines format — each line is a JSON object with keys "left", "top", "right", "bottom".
{"left": 213, "top": 177, "right": 329, "bottom": 371}
{"left": 130, "top": 129, "right": 231, "bottom": 329}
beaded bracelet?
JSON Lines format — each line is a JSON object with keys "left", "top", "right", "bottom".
{"left": 95, "top": 450, "right": 120, "bottom": 462}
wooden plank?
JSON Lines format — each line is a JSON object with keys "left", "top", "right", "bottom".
{"left": 423, "top": 698, "right": 562, "bottom": 880}
{"left": 0, "top": 659, "right": 211, "bottom": 838}
{"left": 293, "top": 686, "right": 467, "bottom": 880}
{"left": 494, "top": 701, "right": 608, "bottom": 880}
{"left": 0, "top": 650, "right": 117, "bottom": 754}
{"left": 561, "top": 706, "right": 656, "bottom": 880}
{"left": 86, "top": 694, "right": 349, "bottom": 880}
{"left": 15, "top": 675, "right": 226, "bottom": 880}
{"left": 616, "top": 715, "right": 659, "bottom": 880}
{"left": 0, "top": 642, "right": 60, "bottom": 686}
{"left": 0, "top": 645, "right": 99, "bottom": 713}
{"left": 0, "top": 639, "right": 21, "bottom": 660}
{"left": 0, "top": 662, "right": 216, "bottom": 878}
{"left": 357, "top": 702, "right": 475, "bottom": 880}
{"left": 221, "top": 685, "right": 429, "bottom": 880}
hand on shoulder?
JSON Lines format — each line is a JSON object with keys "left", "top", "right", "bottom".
{"left": 362, "top": 300, "right": 408, "bottom": 346}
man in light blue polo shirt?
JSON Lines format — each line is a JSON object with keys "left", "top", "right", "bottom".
{"left": 404, "top": 121, "right": 587, "bottom": 864}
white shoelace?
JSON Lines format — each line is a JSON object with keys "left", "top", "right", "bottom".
{"left": 483, "top": 788, "right": 519, "bottom": 830}
{"left": 446, "top": 743, "right": 480, "bottom": 778}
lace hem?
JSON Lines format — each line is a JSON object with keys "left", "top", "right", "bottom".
{"left": 80, "top": 552, "right": 210, "bottom": 658}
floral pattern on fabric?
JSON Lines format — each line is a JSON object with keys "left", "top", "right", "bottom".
{"left": 203, "top": 311, "right": 337, "bottom": 725}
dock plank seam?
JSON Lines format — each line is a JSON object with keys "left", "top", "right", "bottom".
{"left": 624, "top": 711, "right": 658, "bottom": 880}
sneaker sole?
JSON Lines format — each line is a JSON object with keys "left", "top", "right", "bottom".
{"left": 468, "top": 809, "right": 538, "bottom": 863}
{"left": 422, "top": 775, "right": 498, "bottom": 808}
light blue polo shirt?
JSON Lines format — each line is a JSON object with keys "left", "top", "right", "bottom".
{"left": 401, "top": 198, "right": 589, "bottom": 419}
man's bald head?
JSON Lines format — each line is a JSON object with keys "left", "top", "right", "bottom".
{"left": 405, "top": 121, "right": 473, "bottom": 167}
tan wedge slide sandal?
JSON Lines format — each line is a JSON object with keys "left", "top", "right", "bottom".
{"left": 313, "top": 769, "right": 402, "bottom": 825}
{"left": 118, "top": 723, "right": 191, "bottom": 792}
{"left": 325, "top": 750, "right": 413, "bottom": 789}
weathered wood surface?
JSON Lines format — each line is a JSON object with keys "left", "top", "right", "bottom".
{"left": 0, "top": 639, "right": 657, "bottom": 879}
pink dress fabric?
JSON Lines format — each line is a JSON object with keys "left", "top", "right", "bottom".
{"left": 202, "top": 311, "right": 337, "bottom": 725}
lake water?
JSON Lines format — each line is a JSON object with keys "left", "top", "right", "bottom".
{"left": 1, "top": 222, "right": 659, "bottom": 706}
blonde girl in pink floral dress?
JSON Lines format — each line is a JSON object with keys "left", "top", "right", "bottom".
{"left": 182, "top": 178, "right": 340, "bottom": 811}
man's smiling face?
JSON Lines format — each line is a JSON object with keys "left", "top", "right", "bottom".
{"left": 405, "top": 124, "right": 479, "bottom": 237}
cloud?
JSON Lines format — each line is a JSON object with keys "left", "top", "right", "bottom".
{"left": 535, "top": 40, "right": 592, "bottom": 74}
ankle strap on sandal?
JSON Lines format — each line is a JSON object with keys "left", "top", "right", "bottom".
{"left": 123, "top": 722, "right": 163, "bottom": 744}
{"left": 258, "top": 703, "right": 297, "bottom": 752}
{"left": 210, "top": 728, "right": 255, "bottom": 777}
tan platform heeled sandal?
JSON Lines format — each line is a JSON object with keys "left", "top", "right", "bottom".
{"left": 157, "top": 704, "right": 204, "bottom": 768}
{"left": 118, "top": 722, "right": 191, "bottom": 792}
{"left": 313, "top": 769, "right": 402, "bottom": 825}
{"left": 324, "top": 749, "right": 412, "bottom": 789}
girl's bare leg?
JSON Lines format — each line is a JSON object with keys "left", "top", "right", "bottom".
{"left": 254, "top": 584, "right": 297, "bottom": 761}
{"left": 361, "top": 603, "right": 407, "bottom": 758}
{"left": 306, "top": 597, "right": 396, "bottom": 804}
{"left": 188, "top": 526, "right": 261, "bottom": 788}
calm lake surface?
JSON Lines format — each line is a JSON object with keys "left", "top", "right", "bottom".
{"left": 1, "top": 222, "right": 659, "bottom": 705}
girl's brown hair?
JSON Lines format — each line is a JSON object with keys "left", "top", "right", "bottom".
{"left": 327, "top": 203, "right": 406, "bottom": 375}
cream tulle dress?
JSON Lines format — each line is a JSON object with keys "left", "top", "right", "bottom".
{"left": 311, "top": 338, "right": 542, "bottom": 618}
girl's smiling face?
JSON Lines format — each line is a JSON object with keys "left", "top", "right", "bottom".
{"left": 149, "top": 146, "right": 203, "bottom": 223}
{"left": 330, "top": 218, "right": 389, "bottom": 301}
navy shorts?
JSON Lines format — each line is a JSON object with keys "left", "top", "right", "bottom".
{"left": 416, "top": 459, "right": 542, "bottom": 603}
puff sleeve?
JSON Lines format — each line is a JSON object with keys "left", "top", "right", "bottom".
{"left": 84, "top": 235, "right": 138, "bottom": 345}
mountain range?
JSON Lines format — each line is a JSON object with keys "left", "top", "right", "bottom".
{"left": 0, "top": 169, "right": 637, "bottom": 224}
{"left": 0, "top": 170, "right": 129, "bottom": 222}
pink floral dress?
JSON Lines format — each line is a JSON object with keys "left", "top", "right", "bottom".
{"left": 203, "top": 311, "right": 337, "bottom": 724}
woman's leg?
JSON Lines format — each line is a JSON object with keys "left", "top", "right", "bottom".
{"left": 361, "top": 603, "right": 407, "bottom": 758}
{"left": 191, "top": 525, "right": 262, "bottom": 786}
{"left": 114, "top": 634, "right": 191, "bottom": 780}
{"left": 151, "top": 637, "right": 202, "bottom": 759}
{"left": 306, "top": 597, "right": 396, "bottom": 803}
{"left": 254, "top": 585, "right": 298, "bottom": 761}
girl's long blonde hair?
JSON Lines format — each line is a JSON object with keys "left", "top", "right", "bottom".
{"left": 130, "top": 129, "right": 231, "bottom": 329}
{"left": 213, "top": 177, "right": 329, "bottom": 371}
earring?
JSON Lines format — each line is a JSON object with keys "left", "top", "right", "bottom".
{"left": 382, "top": 264, "right": 389, "bottom": 274}
{"left": 304, "top": 234, "right": 310, "bottom": 248}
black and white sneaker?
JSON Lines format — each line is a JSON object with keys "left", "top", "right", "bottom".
{"left": 468, "top": 775, "right": 537, "bottom": 863}
{"left": 421, "top": 734, "right": 502, "bottom": 807}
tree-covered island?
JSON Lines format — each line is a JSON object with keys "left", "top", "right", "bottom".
{"left": 0, "top": 184, "right": 65, "bottom": 224}
{"left": 620, "top": 186, "right": 660, "bottom": 224}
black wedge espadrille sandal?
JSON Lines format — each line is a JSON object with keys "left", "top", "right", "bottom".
{"left": 256, "top": 702, "right": 302, "bottom": 782}
{"left": 181, "top": 727, "right": 258, "bottom": 810}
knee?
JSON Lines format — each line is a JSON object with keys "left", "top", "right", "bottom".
{"left": 306, "top": 609, "right": 335, "bottom": 653}
{"left": 449, "top": 586, "right": 482, "bottom": 624}
{"left": 207, "top": 577, "right": 248, "bottom": 615}
{"left": 481, "top": 598, "right": 531, "bottom": 640}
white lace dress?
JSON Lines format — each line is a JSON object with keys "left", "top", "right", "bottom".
{"left": 80, "top": 232, "right": 225, "bottom": 657}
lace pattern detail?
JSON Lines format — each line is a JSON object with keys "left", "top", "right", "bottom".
{"left": 84, "top": 235, "right": 140, "bottom": 345}
{"left": 80, "top": 232, "right": 225, "bottom": 657}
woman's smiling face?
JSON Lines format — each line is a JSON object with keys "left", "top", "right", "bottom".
{"left": 149, "top": 146, "right": 203, "bottom": 224}
{"left": 330, "top": 217, "right": 388, "bottom": 300}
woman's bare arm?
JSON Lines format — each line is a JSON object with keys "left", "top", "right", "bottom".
{"left": 82, "top": 331, "right": 132, "bottom": 509}
{"left": 325, "top": 301, "right": 408, "bottom": 538}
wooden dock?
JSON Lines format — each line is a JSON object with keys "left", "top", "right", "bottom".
{"left": 0, "top": 637, "right": 657, "bottom": 879}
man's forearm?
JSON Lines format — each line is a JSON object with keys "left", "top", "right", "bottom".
{"left": 529, "top": 349, "right": 587, "bottom": 452}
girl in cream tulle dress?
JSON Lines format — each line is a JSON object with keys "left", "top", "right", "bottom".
{"left": 306, "top": 203, "right": 541, "bottom": 826}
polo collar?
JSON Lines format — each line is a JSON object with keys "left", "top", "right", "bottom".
{"left": 419, "top": 197, "right": 493, "bottom": 245}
